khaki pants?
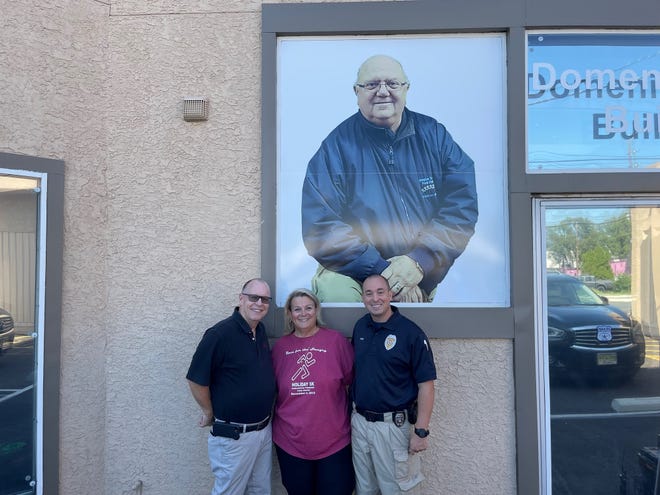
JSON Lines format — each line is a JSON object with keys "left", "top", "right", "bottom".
{"left": 351, "top": 412, "right": 424, "bottom": 495}
{"left": 207, "top": 424, "right": 272, "bottom": 495}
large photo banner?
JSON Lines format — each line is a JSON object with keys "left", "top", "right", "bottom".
{"left": 276, "top": 34, "right": 508, "bottom": 307}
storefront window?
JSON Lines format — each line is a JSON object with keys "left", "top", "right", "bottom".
{"left": 527, "top": 32, "right": 660, "bottom": 173}
{"left": 538, "top": 200, "right": 660, "bottom": 494}
{"left": 0, "top": 154, "right": 63, "bottom": 495}
{"left": 0, "top": 174, "right": 40, "bottom": 494}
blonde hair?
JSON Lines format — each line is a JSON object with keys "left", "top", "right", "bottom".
{"left": 284, "top": 288, "right": 324, "bottom": 334}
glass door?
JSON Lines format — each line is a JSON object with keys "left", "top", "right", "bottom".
{"left": 536, "top": 198, "right": 660, "bottom": 495}
{"left": 0, "top": 175, "right": 41, "bottom": 495}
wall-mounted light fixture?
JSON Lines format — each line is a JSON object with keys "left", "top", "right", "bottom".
{"left": 183, "top": 98, "right": 209, "bottom": 121}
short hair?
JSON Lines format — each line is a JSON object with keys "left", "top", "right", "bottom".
{"left": 283, "top": 288, "right": 325, "bottom": 333}
{"left": 361, "top": 273, "right": 390, "bottom": 289}
{"left": 241, "top": 278, "right": 269, "bottom": 292}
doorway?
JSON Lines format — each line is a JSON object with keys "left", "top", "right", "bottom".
{"left": 0, "top": 174, "right": 42, "bottom": 495}
{"left": 536, "top": 198, "right": 660, "bottom": 494}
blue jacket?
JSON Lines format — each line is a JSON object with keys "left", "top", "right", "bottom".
{"left": 302, "top": 108, "right": 478, "bottom": 294}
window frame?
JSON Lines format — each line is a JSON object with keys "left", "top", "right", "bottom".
{"left": 261, "top": 4, "right": 518, "bottom": 340}
{"left": 0, "top": 152, "right": 64, "bottom": 495}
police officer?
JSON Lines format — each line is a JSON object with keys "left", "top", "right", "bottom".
{"left": 351, "top": 274, "right": 437, "bottom": 494}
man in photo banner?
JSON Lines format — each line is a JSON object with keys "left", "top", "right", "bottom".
{"left": 301, "top": 54, "right": 478, "bottom": 303}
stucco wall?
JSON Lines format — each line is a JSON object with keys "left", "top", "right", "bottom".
{"left": 2, "top": 1, "right": 516, "bottom": 494}
{"left": 1, "top": 1, "right": 110, "bottom": 493}
{"left": 104, "top": 7, "right": 267, "bottom": 494}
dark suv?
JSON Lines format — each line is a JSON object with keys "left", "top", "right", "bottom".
{"left": 0, "top": 306, "right": 15, "bottom": 355}
{"left": 547, "top": 273, "right": 645, "bottom": 381}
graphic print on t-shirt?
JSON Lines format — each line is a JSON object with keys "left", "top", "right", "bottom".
{"left": 285, "top": 346, "right": 326, "bottom": 396}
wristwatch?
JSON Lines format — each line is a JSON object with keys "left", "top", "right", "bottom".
{"left": 414, "top": 427, "right": 430, "bottom": 438}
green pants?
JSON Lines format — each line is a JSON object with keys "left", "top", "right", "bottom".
{"left": 311, "top": 265, "right": 364, "bottom": 302}
{"left": 310, "top": 265, "right": 436, "bottom": 303}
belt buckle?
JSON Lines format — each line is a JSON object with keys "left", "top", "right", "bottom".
{"left": 393, "top": 411, "right": 406, "bottom": 427}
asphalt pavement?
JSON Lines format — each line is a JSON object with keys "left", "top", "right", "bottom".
{"left": 550, "top": 364, "right": 660, "bottom": 494}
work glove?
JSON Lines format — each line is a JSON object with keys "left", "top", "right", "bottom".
{"left": 395, "top": 285, "right": 426, "bottom": 303}
{"left": 381, "top": 255, "right": 424, "bottom": 299}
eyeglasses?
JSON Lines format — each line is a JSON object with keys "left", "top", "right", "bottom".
{"left": 355, "top": 80, "right": 409, "bottom": 92}
{"left": 242, "top": 293, "right": 272, "bottom": 304}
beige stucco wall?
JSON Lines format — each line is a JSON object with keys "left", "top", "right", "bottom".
{"left": 1, "top": 1, "right": 110, "bottom": 493}
{"left": 1, "top": 1, "right": 516, "bottom": 494}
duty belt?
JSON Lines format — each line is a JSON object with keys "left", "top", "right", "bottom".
{"left": 356, "top": 407, "right": 407, "bottom": 427}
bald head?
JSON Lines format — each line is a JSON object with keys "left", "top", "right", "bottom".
{"left": 354, "top": 55, "right": 409, "bottom": 132}
{"left": 356, "top": 55, "right": 408, "bottom": 84}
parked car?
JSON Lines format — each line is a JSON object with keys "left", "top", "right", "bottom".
{"left": 578, "top": 274, "right": 615, "bottom": 292}
{"left": 547, "top": 273, "right": 645, "bottom": 381}
{"left": 0, "top": 306, "right": 15, "bottom": 355}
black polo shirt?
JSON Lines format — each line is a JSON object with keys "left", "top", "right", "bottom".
{"left": 352, "top": 306, "right": 436, "bottom": 412}
{"left": 186, "top": 308, "right": 276, "bottom": 423}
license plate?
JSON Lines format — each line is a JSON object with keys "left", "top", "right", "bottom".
{"left": 597, "top": 352, "right": 617, "bottom": 366}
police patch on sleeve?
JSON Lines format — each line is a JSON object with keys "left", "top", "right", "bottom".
{"left": 384, "top": 334, "right": 397, "bottom": 350}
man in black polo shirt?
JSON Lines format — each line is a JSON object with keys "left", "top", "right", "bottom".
{"left": 187, "top": 278, "right": 277, "bottom": 495}
{"left": 351, "top": 274, "right": 437, "bottom": 494}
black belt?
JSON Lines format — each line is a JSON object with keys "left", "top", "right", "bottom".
{"left": 215, "top": 415, "right": 270, "bottom": 433}
{"left": 356, "top": 407, "right": 407, "bottom": 425}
